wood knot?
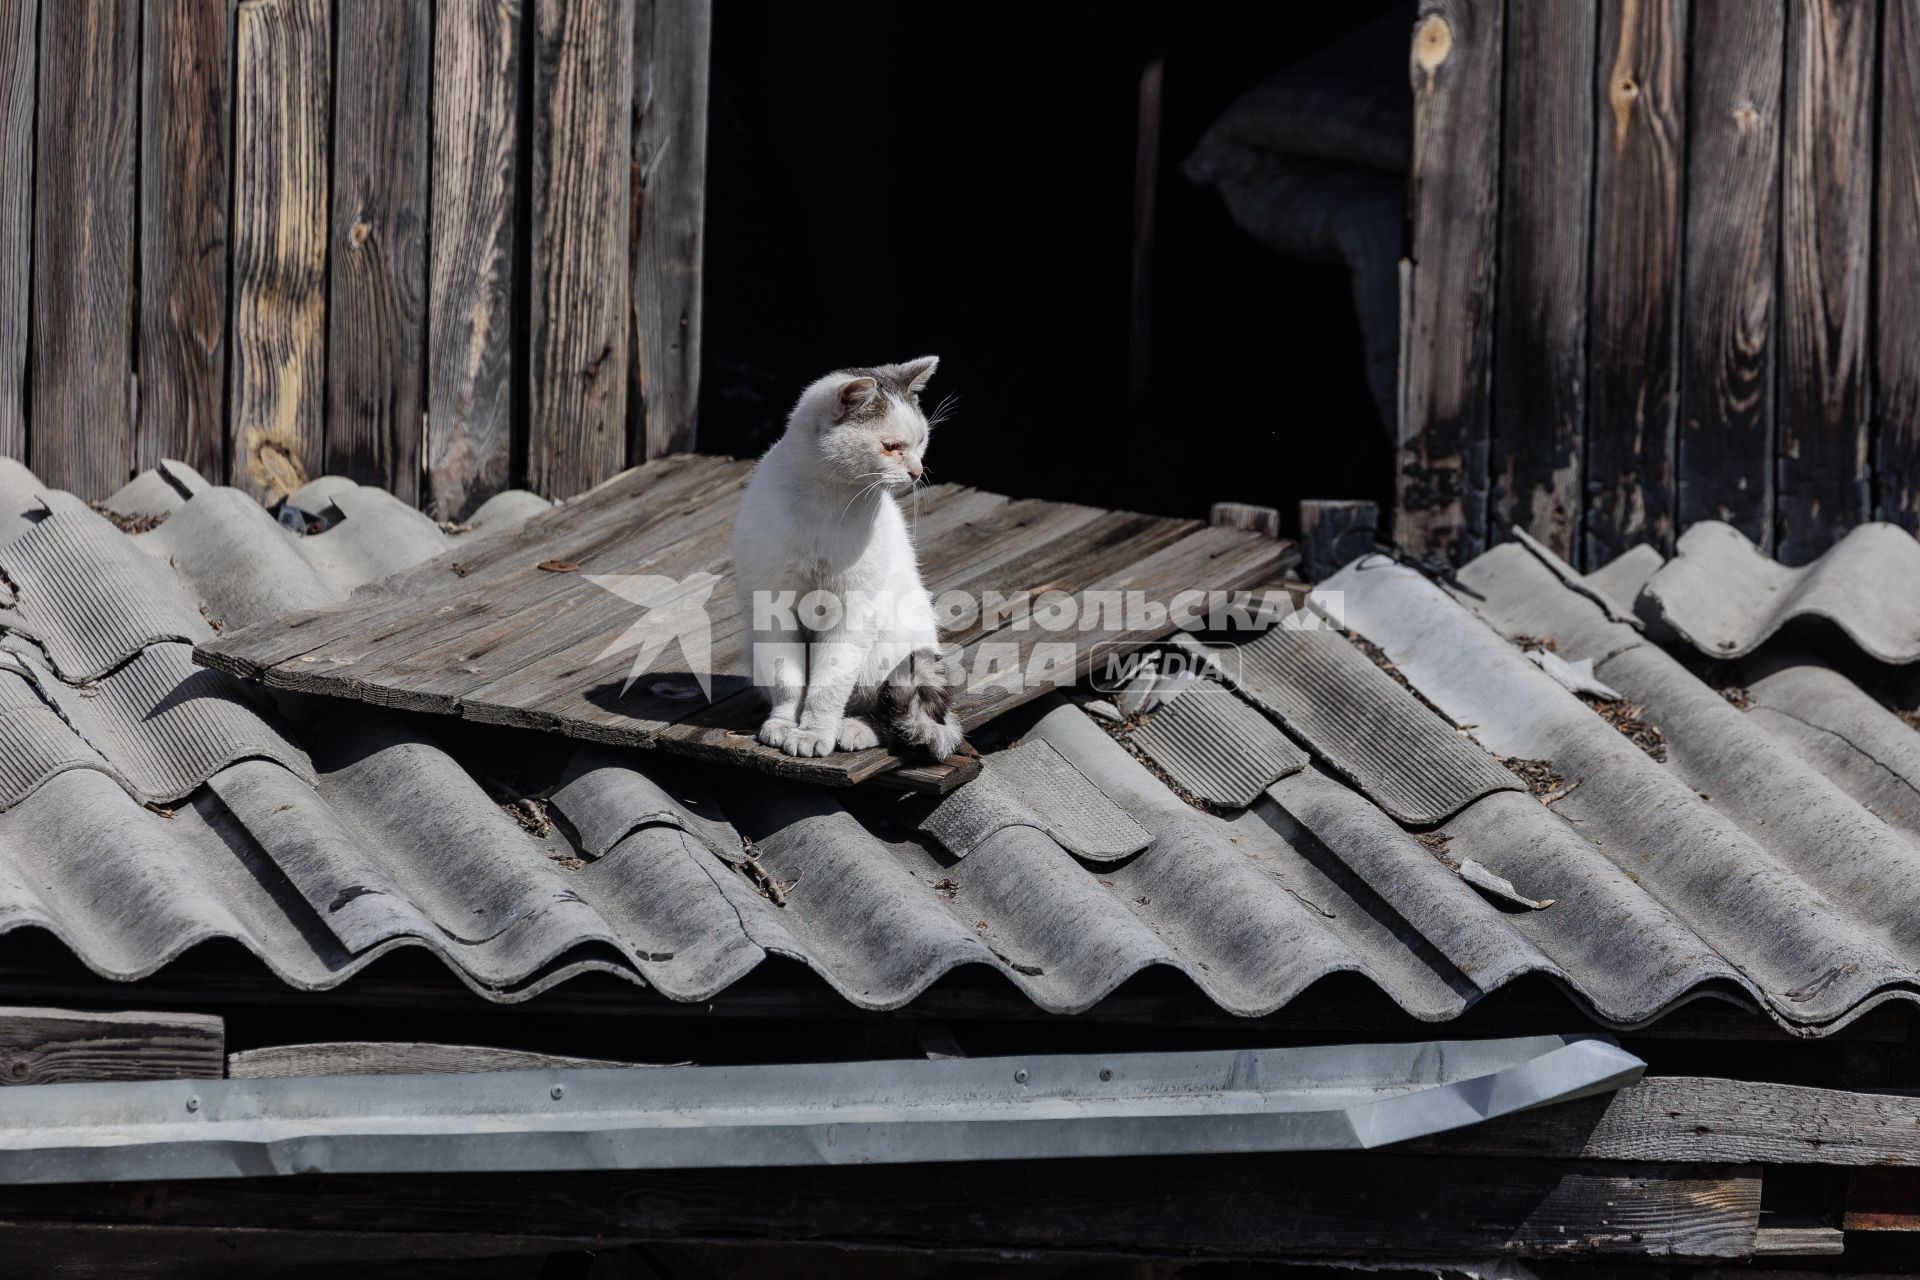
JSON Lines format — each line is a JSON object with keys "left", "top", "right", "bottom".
{"left": 348, "top": 220, "right": 372, "bottom": 249}
{"left": 5, "top": 1058, "right": 30, "bottom": 1081}
{"left": 1413, "top": 14, "right": 1452, "bottom": 74}
{"left": 1733, "top": 101, "right": 1759, "bottom": 131}
{"left": 1614, "top": 77, "right": 1639, "bottom": 100}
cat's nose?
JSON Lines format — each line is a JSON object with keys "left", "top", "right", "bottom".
{"left": 907, "top": 465, "right": 923, "bottom": 481}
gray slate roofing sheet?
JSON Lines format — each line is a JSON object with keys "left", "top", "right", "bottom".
{"left": 1643, "top": 520, "right": 1920, "bottom": 662}
{"left": 1129, "top": 682, "right": 1310, "bottom": 808}
{"left": 3, "top": 455, "right": 1920, "bottom": 1033}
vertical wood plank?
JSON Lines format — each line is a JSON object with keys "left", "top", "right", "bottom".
{"left": 325, "top": 0, "right": 428, "bottom": 503}
{"left": 30, "top": 0, "right": 136, "bottom": 496}
{"left": 1586, "top": 0, "right": 1687, "bottom": 567}
{"left": 0, "top": 0, "right": 33, "bottom": 461}
{"left": 1777, "top": 0, "right": 1876, "bottom": 563}
{"left": 426, "top": 0, "right": 522, "bottom": 521}
{"left": 1879, "top": 1, "right": 1920, "bottom": 531}
{"left": 138, "top": 0, "right": 231, "bottom": 482}
{"left": 228, "top": 0, "right": 330, "bottom": 504}
{"left": 628, "top": 0, "right": 709, "bottom": 461}
{"left": 1677, "top": 0, "right": 1782, "bottom": 546}
{"left": 528, "top": 0, "right": 631, "bottom": 499}
{"left": 1399, "top": 0, "right": 1502, "bottom": 564}
{"left": 1490, "top": 1, "right": 1593, "bottom": 560}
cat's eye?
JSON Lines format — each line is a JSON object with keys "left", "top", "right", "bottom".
{"left": 882, "top": 441, "right": 905, "bottom": 454}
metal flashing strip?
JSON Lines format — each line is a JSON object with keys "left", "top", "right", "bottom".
{"left": 0, "top": 1035, "right": 1641, "bottom": 1185}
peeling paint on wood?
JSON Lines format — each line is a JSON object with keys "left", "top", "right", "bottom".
{"left": 1490, "top": 0, "right": 1592, "bottom": 561}
{"left": 1586, "top": 0, "right": 1685, "bottom": 568}
{"left": 1399, "top": 0, "right": 1501, "bottom": 564}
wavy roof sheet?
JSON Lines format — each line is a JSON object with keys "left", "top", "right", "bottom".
{"left": 1643, "top": 520, "right": 1920, "bottom": 662}
{"left": 1, "top": 454, "right": 1918, "bottom": 1034}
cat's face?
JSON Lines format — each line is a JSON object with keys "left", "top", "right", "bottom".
{"left": 807, "top": 357, "right": 941, "bottom": 492}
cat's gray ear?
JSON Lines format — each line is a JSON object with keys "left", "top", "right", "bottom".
{"left": 835, "top": 376, "right": 879, "bottom": 422}
{"left": 897, "top": 356, "right": 939, "bottom": 395}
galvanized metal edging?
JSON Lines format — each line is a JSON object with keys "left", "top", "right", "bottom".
{"left": 0, "top": 1034, "right": 1642, "bottom": 1185}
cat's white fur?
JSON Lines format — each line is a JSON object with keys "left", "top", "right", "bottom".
{"left": 730, "top": 357, "right": 964, "bottom": 759}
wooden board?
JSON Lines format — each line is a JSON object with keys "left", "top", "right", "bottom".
{"left": 1490, "top": 0, "right": 1591, "bottom": 561}
{"left": 1880, "top": 1, "right": 1920, "bottom": 533}
{"left": 0, "top": 0, "right": 32, "bottom": 461}
{"left": 197, "top": 455, "right": 1293, "bottom": 790}
{"left": 1777, "top": 0, "right": 1876, "bottom": 565}
{"left": 0, "top": 1155, "right": 1763, "bottom": 1260}
{"left": 137, "top": 0, "right": 230, "bottom": 482}
{"left": 629, "top": 0, "right": 710, "bottom": 461}
{"left": 426, "top": 0, "right": 523, "bottom": 522}
{"left": 325, "top": 0, "right": 429, "bottom": 504}
{"left": 1677, "top": 0, "right": 1781, "bottom": 548}
{"left": 1416, "top": 1074, "right": 1920, "bottom": 1167}
{"left": 228, "top": 0, "right": 330, "bottom": 505}
{"left": 0, "top": 1005, "right": 222, "bottom": 1084}
{"left": 528, "top": 0, "right": 632, "bottom": 499}
{"left": 229, "top": 1041, "right": 653, "bottom": 1078}
{"left": 1398, "top": 0, "right": 1502, "bottom": 564}
{"left": 30, "top": 0, "right": 136, "bottom": 497}
{"left": 1585, "top": 0, "right": 1686, "bottom": 567}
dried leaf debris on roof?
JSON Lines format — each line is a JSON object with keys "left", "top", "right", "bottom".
{"left": 4, "top": 452, "right": 1920, "bottom": 1034}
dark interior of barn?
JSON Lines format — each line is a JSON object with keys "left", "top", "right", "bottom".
{"left": 700, "top": 0, "right": 1407, "bottom": 527}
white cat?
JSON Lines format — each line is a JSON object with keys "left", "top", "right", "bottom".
{"left": 730, "top": 357, "right": 965, "bottom": 760}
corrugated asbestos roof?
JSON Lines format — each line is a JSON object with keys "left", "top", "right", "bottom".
{"left": 3, "top": 451, "right": 1920, "bottom": 1034}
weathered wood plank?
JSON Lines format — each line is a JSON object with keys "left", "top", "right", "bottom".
{"left": 427, "top": 0, "right": 523, "bottom": 521}
{"left": 1586, "top": 0, "right": 1686, "bottom": 567}
{"left": 1299, "top": 499, "right": 1377, "bottom": 580}
{"left": 137, "top": 0, "right": 230, "bottom": 483}
{"left": 30, "top": 0, "right": 136, "bottom": 496}
{"left": 1417, "top": 1075, "right": 1920, "bottom": 1167}
{"left": 1776, "top": 0, "right": 1876, "bottom": 565}
{"left": 529, "top": 0, "right": 632, "bottom": 499}
{"left": 1490, "top": 0, "right": 1592, "bottom": 561}
{"left": 1677, "top": 0, "right": 1782, "bottom": 547}
{"left": 1398, "top": 0, "right": 1502, "bottom": 563}
{"left": 629, "top": 0, "right": 709, "bottom": 460}
{"left": 326, "top": 0, "right": 428, "bottom": 503}
{"left": 1208, "top": 502, "right": 1280, "bottom": 538}
{"left": 228, "top": 0, "right": 330, "bottom": 504}
{"left": 0, "top": 1157, "right": 1762, "bottom": 1259}
{"left": 0, "top": 1005, "right": 222, "bottom": 1084}
{"left": 197, "top": 454, "right": 740, "bottom": 680}
{"left": 229, "top": 1041, "right": 654, "bottom": 1078}
{"left": 1879, "top": 0, "right": 1920, "bottom": 532}
{"left": 0, "top": 0, "right": 33, "bottom": 460}
{"left": 199, "top": 457, "right": 1289, "bottom": 788}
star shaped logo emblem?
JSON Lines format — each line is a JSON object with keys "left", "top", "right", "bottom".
{"left": 583, "top": 572, "right": 722, "bottom": 699}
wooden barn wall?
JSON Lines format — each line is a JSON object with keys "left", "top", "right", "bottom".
{"left": 0, "top": 0, "right": 710, "bottom": 519}
{"left": 1399, "top": 0, "right": 1918, "bottom": 568}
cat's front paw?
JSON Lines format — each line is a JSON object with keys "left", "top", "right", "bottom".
{"left": 781, "top": 725, "right": 839, "bottom": 757}
{"left": 835, "top": 718, "right": 881, "bottom": 751}
{"left": 757, "top": 716, "right": 800, "bottom": 751}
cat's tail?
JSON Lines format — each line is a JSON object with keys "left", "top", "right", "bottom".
{"left": 877, "top": 648, "right": 965, "bottom": 759}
